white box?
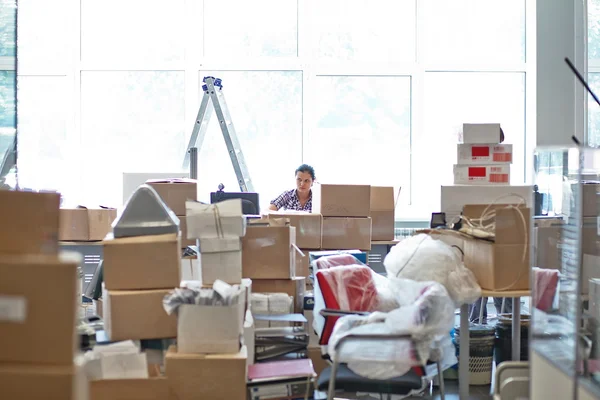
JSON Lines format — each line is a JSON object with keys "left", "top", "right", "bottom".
{"left": 453, "top": 164, "right": 510, "bottom": 185}
{"left": 199, "top": 251, "right": 242, "bottom": 285}
{"left": 463, "top": 123, "right": 503, "bottom": 144}
{"left": 457, "top": 144, "right": 513, "bottom": 164}
{"left": 177, "top": 301, "right": 245, "bottom": 354}
{"left": 441, "top": 185, "right": 533, "bottom": 224}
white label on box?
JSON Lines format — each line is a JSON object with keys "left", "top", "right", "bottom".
{"left": 0, "top": 295, "right": 27, "bottom": 323}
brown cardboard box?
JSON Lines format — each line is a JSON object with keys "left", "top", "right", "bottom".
{"left": 146, "top": 179, "right": 197, "bottom": 216}
{"left": 94, "top": 298, "right": 103, "bottom": 319}
{"left": 165, "top": 345, "right": 247, "bottom": 400}
{"left": 178, "top": 216, "right": 195, "bottom": 248}
{"left": 268, "top": 212, "right": 322, "bottom": 249}
{"left": 242, "top": 225, "right": 297, "bottom": 279}
{"left": 102, "top": 286, "right": 177, "bottom": 341}
{"left": 90, "top": 378, "right": 169, "bottom": 400}
{"left": 59, "top": 207, "right": 117, "bottom": 241}
{"left": 312, "top": 183, "right": 371, "bottom": 217}
{"left": 252, "top": 277, "right": 306, "bottom": 313}
{"left": 0, "top": 359, "right": 89, "bottom": 400}
{"left": 462, "top": 205, "right": 531, "bottom": 245}
{"left": 0, "top": 190, "right": 60, "bottom": 255}
{"left": 308, "top": 347, "right": 327, "bottom": 376}
{"left": 0, "top": 253, "right": 79, "bottom": 365}
{"left": 103, "top": 234, "right": 181, "bottom": 290}
{"left": 296, "top": 249, "right": 310, "bottom": 278}
{"left": 583, "top": 217, "right": 600, "bottom": 256}
{"left": 321, "top": 217, "right": 372, "bottom": 251}
{"left": 370, "top": 186, "right": 395, "bottom": 241}
{"left": 535, "top": 226, "right": 562, "bottom": 270}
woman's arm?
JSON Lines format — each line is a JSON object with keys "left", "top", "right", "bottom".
{"left": 268, "top": 204, "right": 278, "bottom": 211}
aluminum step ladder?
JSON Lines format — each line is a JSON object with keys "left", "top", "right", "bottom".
{"left": 183, "top": 76, "right": 254, "bottom": 192}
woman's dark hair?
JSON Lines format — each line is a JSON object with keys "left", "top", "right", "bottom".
{"left": 295, "top": 164, "right": 316, "bottom": 181}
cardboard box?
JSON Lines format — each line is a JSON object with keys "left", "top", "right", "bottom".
{"left": 583, "top": 254, "right": 600, "bottom": 294}
{"left": 243, "top": 310, "right": 255, "bottom": 370}
{"left": 181, "top": 256, "right": 199, "bottom": 281}
{"left": 0, "top": 190, "right": 60, "bottom": 255}
{"left": 103, "top": 234, "right": 181, "bottom": 290}
{"left": 0, "top": 358, "right": 89, "bottom": 400}
{"left": 321, "top": 217, "right": 372, "bottom": 251}
{"left": 304, "top": 309, "right": 320, "bottom": 348}
{"left": 370, "top": 186, "right": 395, "bottom": 241}
{"left": 312, "top": 183, "right": 371, "bottom": 217}
{"left": 462, "top": 205, "right": 530, "bottom": 246}
{"left": 199, "top": 251, "right": 242, "bottom": 285}
{"left": 268, "top": 212, "right": 322, "bottom": 249}
{"left": 177, "top": 298, "right": 245, "bottom": 353}
{"left": 242, "top": 226, "right": 297, "bottom": 279}
{"left": 90, "top": 378, "right": 168, "bottom": 400}
{"left": 296, "top": 249, "right": 310, "bottom": 278}
{"left": 535, "top": 226, "right": 562, "bottom": 270}
{"left": 102, "top": 285, "right": 177, "bottom": 341}
{"left": 252, "top": 277, "right": 306, "bottom": 313}
{"left": 308, "top": 347, "right": 327, "bottom": 376}
{"left": 59, "top": 207, "right": 117, "bottom": 241}
{"left": 0, "top": 253, "right": 80, "bottom": 365}
{"left": 165, "top": 345, "right": 247, "bottom": 400}
{"left": 186, "top": 199, "right": 246, "bottom": 238}
{"left": 178, "top": 216, "right": 195, "bottom": 248}
{"left": 462, "top": 123, "right": 503, "bottom": 144}
{"left": 583, "top": 217, "right": 600, "bottom": 256}
{"left": 94, "top": 298, "right": 104, "bottom": 319}
{"left": 453, "top": 164, "right": 510, "bottom": 185}
{"left": 563, "top": 182, "right": 600, "bottom": 217}
{"left": 457, "top": 143, "right": 513, "bottom": 164}
{"left": 146, "top": 179, "right": 197, "bottom": 216}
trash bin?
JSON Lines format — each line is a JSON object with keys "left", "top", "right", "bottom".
{"left": 494, "top": 314, "right": 529, "bottom": 365}
{"left": 454, "top": 324, "right": 496, "bottom": 385}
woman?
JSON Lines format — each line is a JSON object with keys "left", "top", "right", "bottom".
{"left": 269, "top": 164, "right": 315, "bottom": 212}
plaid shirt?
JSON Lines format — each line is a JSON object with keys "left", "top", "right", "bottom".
{"left": 271, "top": 189, "right": 312, "bottom": 212}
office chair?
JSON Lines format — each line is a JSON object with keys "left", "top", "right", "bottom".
{"left": 311, "top": 259, "right": 447, "bottom": 400}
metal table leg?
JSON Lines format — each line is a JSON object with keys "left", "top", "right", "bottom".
{"left": 459, "top": 303, "right": 470, "bottom": 400}
{"left": 512, "top": 297, "right": 521, "bottom": 361}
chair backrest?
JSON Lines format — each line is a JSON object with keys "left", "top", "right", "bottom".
{"left": 314, "top": 265, "right": 380, "bottom": 345}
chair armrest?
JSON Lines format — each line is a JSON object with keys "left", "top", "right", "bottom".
{"left": 319, "top": 308, "right": 370, "bottom": 318}
{"left": 332, "top": 332, "right": 414, "bottom": 353}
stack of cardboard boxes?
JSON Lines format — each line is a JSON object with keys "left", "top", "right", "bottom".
{"left": 165, "top": 198, "right": 249, "bottom": 400}
{"left": 0, "top": 190, "right": 88, "bottom": 399}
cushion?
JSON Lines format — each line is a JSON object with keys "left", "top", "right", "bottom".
{"left": 317, "top": 364, "right": 423, "bottom": 394}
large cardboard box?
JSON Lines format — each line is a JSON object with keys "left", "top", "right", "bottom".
{"left": 0, "top": 253, "right": 80, "bottom": 365}
{"left": 370, "top": 186, "right": 395, "bottom": 241}
{"left": 199, "top": 251, "right": 242, "bottom": 285}
{"left": 0, "top": 190, "right": 60, "bottom": 255}
{"left": 312, "top": 183, "right": 371, "bottom": 217}
{"left": 178, "top": 216, "right": 196, "bottom": 248}
{"left": 242, "top": 226, "right": 297, "bottom": 279}
{"left": 90, "top": 378, "right": 168, "bottom": 400}
{"left": 252, "top": 277, "right": 306, "bottom": 313}
{"left": 102, "top": 286, "right": 177, "bottom": 341}
{"left": 103, "top": 234, "right": 181, "bottom": 290}
{"left": 457, "top": 143, "right": 513, "bottom": 164}
{"left": 177, "top": 298, "right": 245, "bottom": 353}
{"left": 535, "top": 226, "right": 562, "bottom": 270}
{"left": 462, "top": 123, "right": 503, "bottom": 144}
{"left": 146, "top": 179, "right": 197, "bottom": 216}
{"left": 453, "top": 164, "right": 510, "bottom": 185}
{"left": 321, "top": 217, "right": 372, "bottom": 251}
{"left": 0, "top": 358, "right": 89, "bottom": 400}
{"left": 165, "top": 345, "right": 247, "bottom": 400}
{"left": 59, "top": 207, "right": 117, "bottom": 241}
{"left": 462, "top": 205, "right": 531, "bottom": 291}
{"left": 268, "top": 212, "right": 322, "bottom": 249}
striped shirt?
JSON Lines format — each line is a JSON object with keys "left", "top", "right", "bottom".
{"left": 270, "top": 189, "right": 312, "bottom": 212}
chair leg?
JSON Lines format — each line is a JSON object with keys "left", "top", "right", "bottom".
{"left": 327, "top": 358, "right": 339, "bottom": 400}
{"left": 437, "top": 361, "right": 446, "bottom": 400}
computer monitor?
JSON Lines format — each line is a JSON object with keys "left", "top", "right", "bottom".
{"left": 210, "top": 190, "right": 260, "bottom": 215}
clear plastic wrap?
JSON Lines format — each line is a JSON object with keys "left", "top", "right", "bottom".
{"left": 532, "top": 267, "right": 560, "bottom": 311}
{"left": 313, "top": 253, "right": 362, "bottom": 270}
{"left": 326, "top": 279, "right": 456, "bottom": 380}
{"left": 384, "top": 233, "right": 481, "bottom": 306}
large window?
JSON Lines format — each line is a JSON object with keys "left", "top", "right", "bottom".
{"left": 589, "top": 0, "right": 600, "bottom": 146}
{"left": 0, "top": 0, "right": 16, "bottom": 179}
{"left": 15, "top": 0, "right": 534, "bottom": 219}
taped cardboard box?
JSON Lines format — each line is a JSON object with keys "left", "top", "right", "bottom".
{"left": 242, "top": 225, "right": 298, "bottom": 279}
{"left": 146, "top": 178, "right": 197, "bottom": 216}
{"left": 102, "top": 285, "right": 177, "bottom": 341}
{"left": 103, "top": 233, "right": 181, "bottom": 290}
{"left": 59, "top": 207, "right": 117, "bottom": 241}
{"left": 0, "top": 357, "right": 89, "bottom": 400}
{"left": 0, "top": 190, "right": 60, "bottom": 255}
{"left": 0, "top": 252, "right": 80, "bottom": 365}
{"left": 370, "top": 186, "right": 396, "bottom": 241}
{"left": 165, "top": 345, "right": 247, "bottom": 400}
{"left": 90, "top": 378, "right": 168, "bottom": 400}
{"left": 267, "top": 212, "right": 322, "bottom": 249}
{"left": 312, "top": 183, "right": 371, "bottom": 217}
{"left": 321, "top": 217, "right": 372, "bottom": 251}
{"left": 252, "top": 277, "right": 306, "bottom": 313}
{"left": 185, "top": 199, "right": 246, "bottom": 239}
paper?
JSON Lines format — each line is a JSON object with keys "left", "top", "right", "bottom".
{"left": 0, "top": 295, "right": 27, "bottom": 323}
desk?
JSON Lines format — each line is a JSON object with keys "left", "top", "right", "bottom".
{"left": 459, "top": 289, "right": 531, "bottom": 400}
